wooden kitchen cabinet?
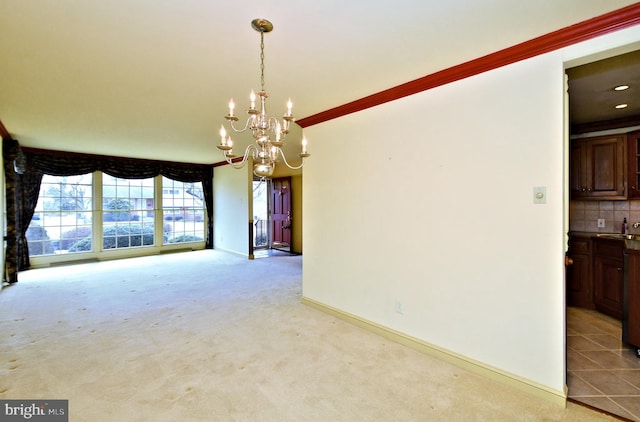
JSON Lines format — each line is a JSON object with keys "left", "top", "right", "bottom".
{"left": 566, "top": 234, "right": 594, "bottom": 309}
{"left": 593, "top": 237, "right": 625, "bottom": 320}
{"left": 570, "top": 135, "right": 625, "bottom": 199}
{"left": 626, "top": 130, "right": 640, "bottom": 198}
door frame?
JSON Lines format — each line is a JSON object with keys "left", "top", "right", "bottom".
{"left": 563, "top": 43, "right": 640, "bottom": 411}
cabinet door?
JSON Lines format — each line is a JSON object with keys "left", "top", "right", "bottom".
{"left": 593, "top": 239, "right": 624, "bottom": 320}
{"left": 566, "top": 236, "right": 593, "bottom": 308}
{"left": 627, "top": 130, "right": 640, "bottom": 198}
{"left": 567, "top": 252, "right": 593, "bottom": 308}
{"left": 570, "top": 135, "right": 625, "bottom": 199}
{"left": 587, "top": 136, "right": 625, "bottom": 198}
{"left": 570, "top": 141, "right": 588, "bottom": 198}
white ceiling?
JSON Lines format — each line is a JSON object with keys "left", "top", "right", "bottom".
{"left": 1, "top": 1, "right": 638, "bottom": 164}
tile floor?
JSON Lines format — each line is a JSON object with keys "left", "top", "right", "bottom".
{"left": 567, "top": 306, "right": 640, "bottom": 421}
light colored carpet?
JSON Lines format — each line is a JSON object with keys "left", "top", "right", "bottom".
{"left": 0, "top": 250, "right": 619, "bottom": 421}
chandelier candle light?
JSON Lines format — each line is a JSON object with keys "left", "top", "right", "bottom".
{"left": 217, "top": 18, "right": 310, "bottom": 178}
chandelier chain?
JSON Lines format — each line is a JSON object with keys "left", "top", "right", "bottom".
{"left": 260, "top": 31, "right": 265, "bottom": 91}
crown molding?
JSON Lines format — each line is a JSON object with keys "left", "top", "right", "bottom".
{"left": 0, "top": 118, "right": 10, "bottom": 140}
{"left": 297, "top": 3, "right": 640, "bottom": 128}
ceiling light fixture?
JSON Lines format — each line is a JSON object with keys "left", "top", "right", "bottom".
{"left": 615, "top": 103, "right": 628, "bottom": 109}
{"left": 614, "top": 85, "right": 630, "bottom": 91}
{"left": 217, "top": 18, "right": 309, "bottom": 178}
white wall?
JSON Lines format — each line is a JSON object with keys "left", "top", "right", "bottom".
{"left": 213, "top": 163, "right": 251, "bottom": 256}
{"left": 302, "top": 25, "right": 640, "bottom": 397}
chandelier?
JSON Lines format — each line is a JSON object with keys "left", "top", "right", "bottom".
{"left": 217, "top": 18, "right": 310, "bottom": 178}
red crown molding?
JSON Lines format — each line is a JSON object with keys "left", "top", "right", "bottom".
{"left": 213, "top": 156, "right": 244, "bottom": 167}
{"left": 297, "top": 3, "right": 640, "bottom": 128}
{"left": 0, "top": 118, "right": 11, "bottom": 140}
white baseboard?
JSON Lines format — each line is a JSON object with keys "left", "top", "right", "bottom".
{"left": 212, "top": 247, "right": 250, "bottom": 259}
{"left": 301, "top": 296, "right": 567, "bottom": 408}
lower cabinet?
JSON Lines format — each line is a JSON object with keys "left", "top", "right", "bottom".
{"left": 593, "top": 238, "right": 625, "bottom": 320}
{"left": 566, "top": 234, "right": 594, "bottom": 309}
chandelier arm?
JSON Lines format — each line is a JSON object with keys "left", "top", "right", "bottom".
{"left": 228, "top": 117, "right": 254, "bottom": 133}
{"left": 267, "top": 117, "right": 279, "bottom": 128}
{"left": 227, "top": 145, "right": 257, "bottom": 169}
{"left": 267, "top": 117, "right": 286, "bottom": 137}
{"left": 277, "top": 148, "right": 304, "bottom": 170}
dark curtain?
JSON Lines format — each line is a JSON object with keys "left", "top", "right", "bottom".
{"left": 3, "top": 139, "right": 19, "bottom": 283}
{"left": 3, "top": 144, "right": 214, "bottom": 281}
{"left": 16, "top": 165, "right": 43, "bottom": 271}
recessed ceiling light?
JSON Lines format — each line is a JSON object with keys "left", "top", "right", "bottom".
{"left": 614, "top": 85, "right": 630, "bottom": 91}
{"left": 615, "top": 103, "right": 628, "bottom": 109}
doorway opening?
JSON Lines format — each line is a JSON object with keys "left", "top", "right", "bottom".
{"left": 252, "top": 177, "right": 294, "bottom": 257}
{"left": 252, "top": 178, "right": 269, "bottom": 250}
{"left": 565, "top": 48, "right": 640, "bottom": 421}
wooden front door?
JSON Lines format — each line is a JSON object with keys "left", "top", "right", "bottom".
{"left": 271, "top": 177, "right": 291, "bottom": 247}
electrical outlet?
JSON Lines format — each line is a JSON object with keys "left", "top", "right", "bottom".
{"left": 395, "top": 301, "right": 403, "bottom": 314}
{"left": 597, "top": 218, "right": 605, "bottom": 228}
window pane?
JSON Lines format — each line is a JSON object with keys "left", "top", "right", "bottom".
{"left": 27, "top": 174, "right": 93, "bottom": 256}
{"left": 102, "top": 176, "right": 155, "bottom": 250}
{"left": 162, "top": 177, "right": 205, "bottom": 244}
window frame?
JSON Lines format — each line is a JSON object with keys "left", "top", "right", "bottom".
{"left": 161, "top": 177, "right": 206, "bottom": 245}
{"left": 27, "top": 173, "right": 207, "bottom": 267}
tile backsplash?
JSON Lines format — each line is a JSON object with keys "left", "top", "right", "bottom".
{"left": 570, "top": 200, "right": 640, "bottom": 233}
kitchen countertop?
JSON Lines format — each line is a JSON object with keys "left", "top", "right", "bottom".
{"left": 570, "top": 231, "right": 640, "bottom": 251}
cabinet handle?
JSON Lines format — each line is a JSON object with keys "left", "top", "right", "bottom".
{"left": 617, "top": 267, "right": 623, "bottom": 271}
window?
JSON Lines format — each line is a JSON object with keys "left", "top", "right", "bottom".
{"left": 26, "top": 173, "right": 207, "bottom": 260}
{"left": 162, "top": 177, "right": 205, "bottom": 244}
{"left": 102, "top": 175, "right": 155, "bottom": 250}
{"left": 27, "top": 174, "right": 93, "bottom": 255}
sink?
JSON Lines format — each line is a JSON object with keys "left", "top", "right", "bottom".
{"left": 595, "top": 233, "right": 628, "bottom": 239}
{"left": 590, "top": 233, "right": 640, "bottom": 250}
{"left": 626, "top": 240, "right": 640, "bottom": 249}
{"left": 594, "top": 233, "right": 640, "bottom": 240}
{"left": 594, "top": 233, "right": 640, "bottom": 247}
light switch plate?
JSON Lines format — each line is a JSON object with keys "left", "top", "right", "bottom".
{"left": 533, "top": 186, "right": 546, "bottom": 204}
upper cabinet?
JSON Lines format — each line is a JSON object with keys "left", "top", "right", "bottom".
{"left": 626, "top": 130, "right": 640, "bottom": 199}
{"left": 570, "top": 134, "right": 626, "bottom": 199}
